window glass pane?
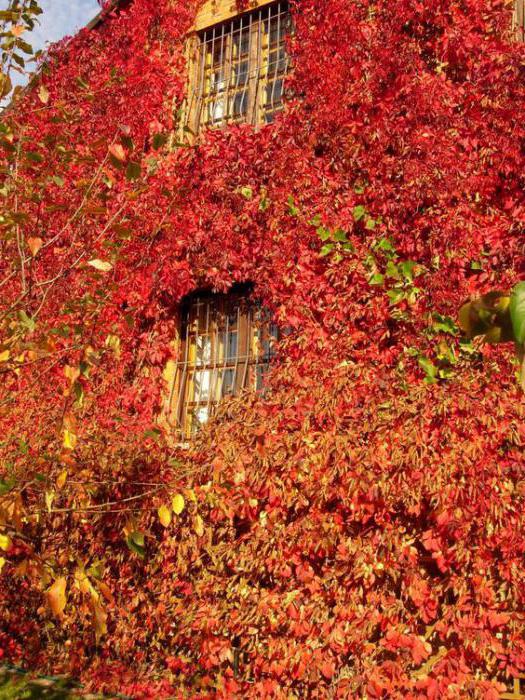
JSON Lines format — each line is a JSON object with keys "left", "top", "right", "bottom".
{"left": 226, "top": 330, "right": 238, "bottom": 361}
{"left": 268, "top": 47, "right": 287, "bottom": 75}
{"left": 265, "top": 78, "right": 283, "bottom": 106}
{"left": 222, "top": 368, "right": 235, "bottom": 396}
{"left": 192, "top": 406, "right": 210, "bottom": 432}
{"left": 231, "top": 61, "right": 249, "bottom": 87}
{"left": 231, "top": 91, "right": 248, "bottom": 117}
{"left": 233, "top": 26, "right": 250, "bottom": 56}
{"left": 195, "top": 334, "right": 211, "bottom": 365}
{"left": 208, "top": 97, "right": 226, "bottom": 123}
{"left": 193, "top": 369, "right": 211, "bottom": 401}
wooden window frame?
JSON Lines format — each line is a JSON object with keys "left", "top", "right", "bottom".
{"left": 164, "top": 285, "right": 278, "bottom": 439}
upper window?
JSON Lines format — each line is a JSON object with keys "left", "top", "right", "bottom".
{"left": 168, "top": 286, "right": 279, "bottom": 438}
{"left": 186, "top": 1, "right": 291, "bottom": 132}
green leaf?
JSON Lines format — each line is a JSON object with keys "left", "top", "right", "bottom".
{"left": 418, "top": 356, "right": 438, "bottom": 383}
{"left": 126, "top": 531, "right": 145, "bottom": 558}
{"left": 143, "top": 428, "right": 161, "bottom": 440}
{"left": 15, "top": 38, "right": 33, "bottom": 55}
{"left": 25, "top": 151, "right": 44, "bottom": 163}
{"left": 399, "top": 260, "right": 417, "bottom": 281}
{"left": 18, "top": 310, "right": 35, "bottom": 332}
{"left": 0, "top": 480, "right": 14, "bottom": 495}
{"left": 316, "top": 226, "right": 331, "bottom": 242}
{"left": 152, "top": 133, "right": 168, "bottom": 150}
{"left": 287, "top": 195, "right": 299, "bottom": 216}
{"left": 319, "top": 244, "right": 334, "bottom": 257}
{"left": 369, "top": 273, "right": 384, "bottom": 286}
{"left": 386, "top": 289, "right": 405, "bottom": 305}
{"left": 432, "top": 314, "right": 458, "bottom": 336}
{"left": 375, "top": 237, "right": 396, "bottom": 254}
{"left": 240, "top": 186, "right": 253, "bottom": 200}
{"left": 333, "top": 229, "right": 348, "bottom": 242}
{"left": 385, "top": 260, "right": 401, "bottom": 280}
{"left": 125, "top": 161, "right": 141, "bottom": 181}
{"left": 510, "top": 282, "right": 525, "bottom": 344}
{"left": 352, "top": 205, "right": 366, "bottom": 221}
{"left": 0, "top": 72, "right": 12, "bottom": 99}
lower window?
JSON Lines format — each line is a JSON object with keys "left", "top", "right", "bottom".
{"left": 169, "top": 286, "right": 278, "bottom": 438}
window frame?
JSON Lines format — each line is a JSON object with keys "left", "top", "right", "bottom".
{"left": 183, "top": 0, "right": 291, "bottom": 134}
{"left": 164, "top": 285, "right": 278, "bottom": 439}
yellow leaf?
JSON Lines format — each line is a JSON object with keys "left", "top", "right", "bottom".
{"left": 172, "top": 493, "right": 185, "bottom": 515}
{"left": 38, "top": 84, "right": 49, "bottom": 103}
{"left": 158, "top": 504, "right": 172, "bottom": 528}
{"left": 0, "top": 557, "right": 5, "bottom": 573}
{"left": 0, "top": 534, "right": 11, "bottom": 551}
{"left": 45, "top": 491, "right": 55, "bottom": 513}
{"left": 186, "top": 488, "right": 197, "bottom": 503}
{"left": 46, "top": 577, "right": 67, "bottom": 618}
{"left": 63, "top": 428, "right": 77, "bottom": 450}
{"left": 56, "top": 470, "right": 68, "bottom": 489}
{"left": 0, "top": 350, "right": 10, "bottom": 363}
{"left": 27, "top": 236, "right": 43, "bottom": 257}
{"left": 87, "top": 259, "right": 113, "bottom": 272}
{"left": 109, "top": 143, "right": 126, "bottom": 162}
{"left": 64, "top": 365, "right": 80, "bottom": 385}
{"left": 194, "top": 514, "right": 204, "bottom": 537}
{"left": 104, "top": 334, "right": 121, "bottom": 358}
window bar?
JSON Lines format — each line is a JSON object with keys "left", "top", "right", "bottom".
{"left": 205, "top": 298, "right": 218, "bottom": 419}
{"left": 269, "top": 4, "right": 283, "bottom": 116}
{"left": 232, "top": 304, "right": 242, "bottom": 393}
{"left": 226, "top": 18, "right": 234, "bottom": 123}
{"left": 200, "top": 297, "right": 212, "bottom": 419}
{"left": 218, "top": 22, "right": 226, "bottom": 125}
{"left": 196, "top": 30, "right": 208, "bottom": 131}
{"left": 234, "top": 15, "right": 249, "bottom": 122}
{"left": 174, "top": 304, "right": 192, "bottom": 435}
{"left": 240, "top": 304, "right": 252, "bottom": 390}
{"left": 206, "top": 28, "right": 215, "bottom": 127}
{"left": 219, "top": 300, "right": 230, "bottom": 398}
{"left": 193, "top": 298, "right": 210, "bottom": 429}
{"left": 250, "top": 8, "right": 263, "bottom": 124}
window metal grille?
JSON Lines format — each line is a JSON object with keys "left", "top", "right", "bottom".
{"left": 169, "top": 288, "right": 279, "bottom": 438}
{"left": 186, "top": 1, "right": 291, "bottom": 132}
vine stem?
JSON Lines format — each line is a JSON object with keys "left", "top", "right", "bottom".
{"left": 515, "top": 344, "right": 525, "bottom": 393}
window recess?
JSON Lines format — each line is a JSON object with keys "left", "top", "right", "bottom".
{"left": 184, "top": 1, "right": 291, "bottom": 133}
{"left": 167, "top": 287, "right": 279, "bottom": 439}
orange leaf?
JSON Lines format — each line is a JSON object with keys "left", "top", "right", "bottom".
{"left": 27, "top": 237, "right": 43, "bottom": 257}
{"left": 46, "top": 577, "right": 67, "bottom": 618}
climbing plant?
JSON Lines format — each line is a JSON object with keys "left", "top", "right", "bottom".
{"left": 1, "top": 0, "right": 525, "bottom": 697}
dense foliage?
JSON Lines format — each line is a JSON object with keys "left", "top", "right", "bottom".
{"left": 1, "top": 0, "right": 525, "bottom": 697}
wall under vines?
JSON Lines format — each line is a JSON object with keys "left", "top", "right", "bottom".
{"left": 1, "top": 0, "right": 525, "bottom": 697}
